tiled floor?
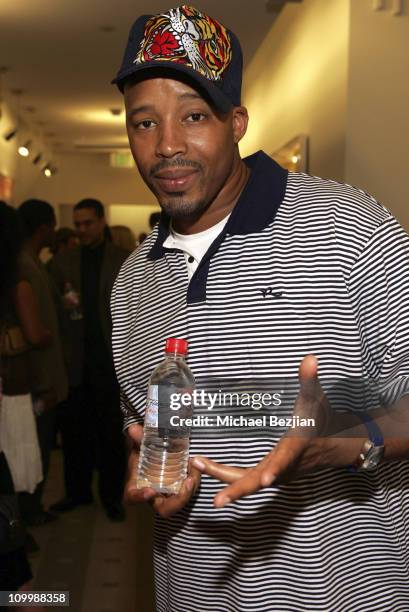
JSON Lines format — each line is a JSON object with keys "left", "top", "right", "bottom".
{"left": 28, "top": 450, "right": 155, "bottom": 612}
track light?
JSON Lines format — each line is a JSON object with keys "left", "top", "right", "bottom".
{"left": 18, "top": 140, "right": 31, "bottom": 157}
{"left": 4, "top": 128, "right": 18, "bottom": 141}
{"left": 43, "top": 164, "right": 52, "bottom": 177}
{"left": 33, "top": 153, "right": 42, "bottom": 165}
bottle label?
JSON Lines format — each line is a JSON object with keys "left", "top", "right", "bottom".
{"left": 145, "top": 384, "right": 159, "bottom": 427}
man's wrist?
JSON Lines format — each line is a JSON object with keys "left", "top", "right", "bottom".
{"left": 347, "top": 412, "right": 385, "bottom": 472}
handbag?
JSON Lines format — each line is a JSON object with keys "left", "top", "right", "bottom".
{"left": 0, "top": 325, "right": 29, "bottom": 358}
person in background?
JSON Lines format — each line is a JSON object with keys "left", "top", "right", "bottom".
{"left": 50, "top": 227, "right": 79, "bottom": 257}
{"left": 0, "top": 201, "right": 46, "bottom": 612}
{"left": 17, "top": 200, "right": 68, "bottom": 527}
{"left": 0, "top": 203, "right": 43, "bottom": 501}
{"left": 49, "top": 199, "right": 128, "bottom": 522}
{"left": 110, "top": 224, "right": 137, "bottom": 253}
{"left": 46, "top": 227, "right": 79, "bottom": 450}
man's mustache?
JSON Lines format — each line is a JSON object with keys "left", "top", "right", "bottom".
{"left": 150, "top": 158, "right": 202, "bottom": 176}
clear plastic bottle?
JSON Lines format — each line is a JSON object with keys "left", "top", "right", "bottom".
{"left": 137, "top": 338, "right": 195, "bottom": 495}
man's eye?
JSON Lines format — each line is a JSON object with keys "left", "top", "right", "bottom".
{"left": 186, "top": 113, "right": 206, "bottom": 122}
{"left": 135, "top": 120, "right": 155, "bottom": 130}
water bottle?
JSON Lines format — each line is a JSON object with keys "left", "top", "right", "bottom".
{"left": 137, "top": 338, "right": 195, "bottom": 495}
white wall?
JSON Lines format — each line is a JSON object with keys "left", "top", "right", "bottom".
{"left": 241, "top": 0, "right": 350, "bottom": 182}
{"left": 0, "top": 102, "right": 18, "bottom": 183}
{"left": 28, "top": 152, "right": 157, "bottom": 210}
{"left": 110, "top": 204, "right": 161, "bottom": 236}
{"left": 346, "top": 0, "right": 409, "bottom": 228}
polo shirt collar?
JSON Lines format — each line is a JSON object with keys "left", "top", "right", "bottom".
{"left": 148, "top": 150, "right": 288, "bottom": 260}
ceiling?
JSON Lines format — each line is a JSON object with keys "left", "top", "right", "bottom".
{"left": 0, "top": 1, "right": 291, "bottom": 155}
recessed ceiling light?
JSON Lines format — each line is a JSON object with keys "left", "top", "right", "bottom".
{"left": 110, "top": 108, "right": 122, "bottom": 116}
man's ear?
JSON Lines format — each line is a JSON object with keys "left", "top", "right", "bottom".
{"left": 232, "top": 106, "right": 249, "bottom": 144}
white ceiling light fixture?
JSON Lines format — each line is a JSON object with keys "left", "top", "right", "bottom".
{"left": 43, "top": 164, "right": 52, "bottom": 177}
{"left": 18, "top": 139, "right": 31, "bottom": 157}
{"left": 42, "top": 164, "right": 57, "bottom": 177}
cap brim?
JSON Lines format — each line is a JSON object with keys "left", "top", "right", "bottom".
{"left": 112, "top": 61, "right": 232, "bottom": 113}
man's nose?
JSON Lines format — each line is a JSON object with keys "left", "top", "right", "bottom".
{"left": 155, "top": 120, "right": 187, "bottom": 158}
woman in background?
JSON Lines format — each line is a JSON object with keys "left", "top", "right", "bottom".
{"left": 0, "top": 201, "right": 46, "bottom": 611}
{"left": 110, "top": 224, "right": 137, "bottom": 253}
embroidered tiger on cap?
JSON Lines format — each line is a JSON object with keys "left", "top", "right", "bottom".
{"left": 134, "top": 5, "right": 232, "bottom": 82}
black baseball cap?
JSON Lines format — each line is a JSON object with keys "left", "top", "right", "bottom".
{"left": 112, "top": 4, "right": 243, "bottom": 113}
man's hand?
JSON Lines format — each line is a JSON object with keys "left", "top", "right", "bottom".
{"left": 124, "top": 423, "right": 201, "bottom": 518}
{"left": 191, "top": 355, "right": 365, "bottom": 508}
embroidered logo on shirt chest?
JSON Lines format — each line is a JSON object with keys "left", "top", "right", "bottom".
{"left": 259, "top": 287, "right": 283, "bottom": 299}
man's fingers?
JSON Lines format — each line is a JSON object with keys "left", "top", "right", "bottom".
{"left": 127, "top": 423, "right": 144, "bottom": 445}
{"left": 153, "top": 468, "right": 201, "bottom": 518}
{"left": 213, "top": 468, "right": 263, "bottom": 508}
{"left": 125, "top": 484, "right": 156, "bottom": 505}
{"left": 213, "top": 438, "right": 309, "bottom": 508}
{"left": 191, "top": 456, "right": 245, "bottom": 484}
{"left": 299, "top": 353, "right": 318, "bottom": 380}
{"left": 260, "top": 437, "right": 308, "bottom": 486}
{"left": 298, "top": 354, "right": 319, "bottom": 401}
{"left": 187, "top": 462, "right": 202, "bottom": 492}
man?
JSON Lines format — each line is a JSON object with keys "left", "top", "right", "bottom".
{"left": 18, "top": 199, "right": 68, "bottom": 526}
{"left": 110, "top": 5, "right": 409, "bottom": 611}
{"left": 49, "top": 199, "right": 128, "bottom": 521}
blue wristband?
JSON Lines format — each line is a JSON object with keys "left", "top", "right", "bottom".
{"left": 354, "top": 411, "right": 384, "bottom": 446}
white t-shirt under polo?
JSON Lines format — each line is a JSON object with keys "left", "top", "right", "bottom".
{"left": 163, "top": 215, "right": 230, "bottom": 279}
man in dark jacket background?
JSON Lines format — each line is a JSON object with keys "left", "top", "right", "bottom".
{"left": 49, "top": 198, "right": 128, "bottom": 521}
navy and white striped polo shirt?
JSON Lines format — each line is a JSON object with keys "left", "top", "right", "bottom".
{"left": 111, "top": 151, "right": 409, "bottom": 612}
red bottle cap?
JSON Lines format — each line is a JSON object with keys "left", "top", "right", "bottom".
{"left": 165, "top": 338, "right": 188, "bottom": 355}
